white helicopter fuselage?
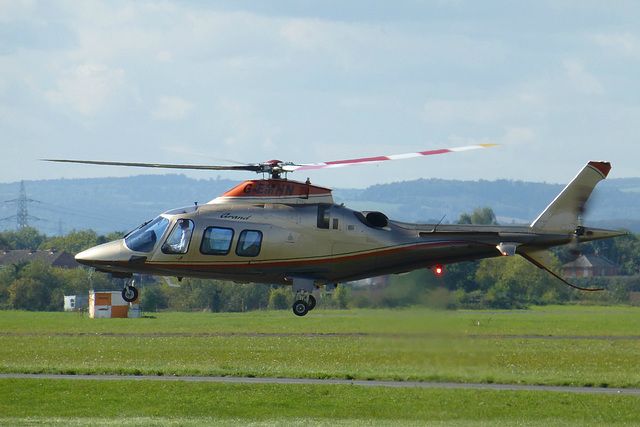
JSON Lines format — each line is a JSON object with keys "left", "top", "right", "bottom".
{"left": 76, "top": 173, "right": 621, "bottom": 287}
{"left": 73, "top": 161, "right": 625, "bottom": 316}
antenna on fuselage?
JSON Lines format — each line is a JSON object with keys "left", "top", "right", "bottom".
{"left": 432, "top": 214, "right": 447, "bottom": 232}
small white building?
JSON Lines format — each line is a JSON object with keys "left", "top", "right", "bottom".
{"left": 64, "top": 295, "right": 89, "bottom": 312}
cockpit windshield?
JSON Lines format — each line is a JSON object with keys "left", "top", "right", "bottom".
{"left": 124, "top": 216, "right": 170, "bottom": 253}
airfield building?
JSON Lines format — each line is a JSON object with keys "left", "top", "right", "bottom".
{"left": 0, "top": 249, "right": 79, "bottom": 269}
{"left": 561, "top": 253, "right": 619, "bottom": 277}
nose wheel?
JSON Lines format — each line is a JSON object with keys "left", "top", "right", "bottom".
{"left": 122, "top": 285, "right": 138, "bottom": 302}
{"left": 122, "top": 279, "right": 139, "bottom": 303}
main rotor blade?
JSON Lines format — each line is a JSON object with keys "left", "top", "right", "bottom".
{"left": 282, "top": 143, "right": 498, "bottom": 171}
{"left": 43, "top": 143, "right": 498, "bottom": 177}
{"left": 42, "top": 159, "right": 259, "bottom": 172}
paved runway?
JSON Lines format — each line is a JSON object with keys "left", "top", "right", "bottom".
{"left": 2, "top": 373, "right": 639, "bottom": 395}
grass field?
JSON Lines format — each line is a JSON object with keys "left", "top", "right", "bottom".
{"left": 2, "top": 306, "right": 640, "bottom": 425}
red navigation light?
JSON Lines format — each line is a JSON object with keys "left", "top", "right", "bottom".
{"left": 435, "top": 265, "right": 443, "bottom": 275}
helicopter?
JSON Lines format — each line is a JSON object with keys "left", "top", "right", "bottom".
{"left": 45, "top": 145, "right": 625, "bottom": 316}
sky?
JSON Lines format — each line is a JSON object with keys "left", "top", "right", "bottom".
{"left": 1, "top": 0, "right": 640, "bottom": 189}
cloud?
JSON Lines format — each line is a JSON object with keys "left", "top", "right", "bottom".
{"left": 206, "top": 98, "right": 283, "bottom": 162}
{"left": 3, "top": 1, "right": 640, "bottom": 188}
{"left": 590, "top": 32, "right": 640, "bottom": 59}
{"left": 44, "top": 63, "right": 125, "bottom": 114}
{"left": 562, "top": 58, "right": 605, "bottom": 95}
{"left": 156, "top": 50, "right": 173, "bottom": 62}
{"left": 421, "top": 96, "right": 523, "bottom": 126}
{"left": 503, "top": 127, "right": 535, "bottom": 145}
{"left": 0, "top": 0, "right": 37, "bottom": 22}
{"left": 152, "top": 96, "right": 194, "bottom": 120}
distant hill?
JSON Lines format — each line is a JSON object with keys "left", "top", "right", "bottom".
{"left": 334, "top": 177, "right": 640, "bottom": 230}
{"left": 2, "top": 174, "right": 640, "bottom": 235}
{"left": 0, "top": 175, "right": 242, "bottom": 235}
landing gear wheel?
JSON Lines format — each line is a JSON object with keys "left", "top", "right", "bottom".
{"left": 292, "top": 300, "right": 309, "bottom": 317}
{"left": 122, "top": 285, "right": 139, "bottom": 302}
{"left": 308, "top": 295, "right": 317, "bottom": 311}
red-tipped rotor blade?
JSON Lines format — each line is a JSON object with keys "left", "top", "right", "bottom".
{"left": 283, "top": 143, "right": 498, "bottom": 172}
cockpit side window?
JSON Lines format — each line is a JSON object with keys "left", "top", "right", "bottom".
{"left": 236, "top": 230, "right": 262, "bottom": 257}
{"left": 125, "top": 216, "right": 170, "bottom": 253}
{"left": 162, "top": 219, "right": 195, "bottom": 254}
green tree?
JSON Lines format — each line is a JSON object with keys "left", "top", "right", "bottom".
{"left": 164, "top": 279, "right": 270, "bottom": 312}
{"left": 20, "top": 259, "right": 61, "bottom": 289}
{"left": 49, "top": 288, "right": 65, "bottom": 312}
{"left": 39, "top": 230, "right": 99, "bottom": 253}
{"left": 443, "top": 206, "right": 500, "bottom": 293}
{"left": 553, "top": 229, "right": 639, "bottom": 277}
{"left": 475, "top": 254, "right": 567, "bottom": 308}
{"left": 55, "top": 267, "right": 93, "bottom": 296}
{"left": 39, "top": 230, "right": 125, "bottom": 254}
{"left": 1, "top": 227, "right": 46, "bottom": 250}
{"left": 0, "top": 260, "right": 27, "bottom": 308}
{"left": 591, "top": 231, "right": 640, "bottom": 276}
{"left": 140, "top": 286, "right": 168, "bottom": 312}
{"left": 456, "top": 206, "right": 498, "bottom": 225}
{"left": 217, "top": 282, "right": 266, "bottom": 312}
{"left": 441, "top": 262, "right": 479, "bottom": 292}
{"left": 4, "top": 260, "right": 63, "bottom": 311}
{"left": 0, "top": 252, "right": 119, "bottom": 311}
{"left": 268, "top": 286, "right": 293, "bottom": 310}
{"left": 8, "top": 278, "right": 49, "bottom": 311}
{"left": 609, "top": 278, "right": 630, "bottom": 303}
{"left": 377, "top": 270, "right": 440, "bottom": 308}
{"left": 333, "top": 284, "right": 350, "bottom": 309}
{"left": 165, "top": 278, "right": 220, "bottom": 311}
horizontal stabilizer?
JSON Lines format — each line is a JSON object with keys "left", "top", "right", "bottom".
{"left": 530, "top": 161, "right": 610, "bottom": 232}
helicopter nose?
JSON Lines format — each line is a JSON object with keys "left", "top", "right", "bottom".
{"left": 75, "top": 240, "right": 132, "bottom": 268}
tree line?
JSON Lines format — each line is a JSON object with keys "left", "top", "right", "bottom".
{"left": 349, "top": 207, "right": 640, "bottom": 310}
{"left": 1, "top": 208, "right": 640, "bottom": 312}
{"left": 0, "top": 227, "right": 350, "bottom": 312}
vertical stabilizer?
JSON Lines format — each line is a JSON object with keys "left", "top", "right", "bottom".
{"left": 530, "top": 161, "right": 611, "bottom": 231}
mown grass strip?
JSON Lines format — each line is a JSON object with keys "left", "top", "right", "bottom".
{"left": 2, "top": 308, "right": 640, "bottom": 425}
{"left": 2, "top": 307, "right": 640, "bottom": 388}
{"left": 2, "top": 333, "right": 640, "bottom": 387}
{"left": 2, "top": 378, "right": 640, "bottom": 425}
{"left": 3, "top": 305, "right": 640, "bottom": 337}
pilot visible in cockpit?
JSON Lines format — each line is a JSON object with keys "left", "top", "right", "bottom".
{"left": 163, "top": 219, "right": 193, "bottom": 254}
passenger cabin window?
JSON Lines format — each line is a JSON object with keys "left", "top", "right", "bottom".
{"left": 201, "top": 227, "right": 234, "bottom": 255}
{"left": 317, "top": 205, "right": 330, "bottom": 229}
{"left": 236, "top": 230, "right": 263, "bottom": 257}
{"left": 162, "top": 219, "right": 194, "bottom": 254}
